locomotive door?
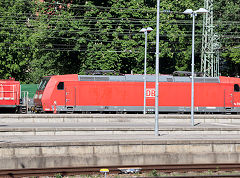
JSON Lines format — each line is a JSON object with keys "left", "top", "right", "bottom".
{"left": 233, "top": 84, "right": 240, "bottom": 108}
{"left": 65, "top": 86, "right": 76, "bottom": 111}
{"left": 224, "top": 88, "right": 233, "bottom": 110}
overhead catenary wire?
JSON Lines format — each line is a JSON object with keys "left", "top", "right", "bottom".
{"left": 0, "top": 1, "right": 239, "bottom": 54}
{"left": 1, "top": 0, "right": 239, "bottom": 17}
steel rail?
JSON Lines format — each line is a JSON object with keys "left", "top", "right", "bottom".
{"left": 1, "top": 163, "right": 240, "bottom": 177}
{"left": 148, "top": 175, "right": 240, "bottom": 178}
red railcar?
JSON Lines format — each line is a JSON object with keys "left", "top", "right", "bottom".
{"left": 33, "top": 74, "right": 240, "bottom": 113}
{"left": 0, "top": 78, "right": 24, "bottom": 113}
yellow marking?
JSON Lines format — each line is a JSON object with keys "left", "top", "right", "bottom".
{"left": 100, "top": 169, "right": 109, "bottom": 172}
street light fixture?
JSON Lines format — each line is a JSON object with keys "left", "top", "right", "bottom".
{"left": 183, "top": 8, "right": 208, "bottom": 126}
{"left": 140, "top": 27, "right": 153, "bottom": 115}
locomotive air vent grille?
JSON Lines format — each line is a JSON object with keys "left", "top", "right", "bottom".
{"left": 194, "top": 78, "right": 204, "bottom": 83}
{"left": 80, "top": 77, "right": 109, "bottom": 81}
{"left": 80, "top": 77, "right": 94, "bottom": 81}
{"left": 205, "top": 78, "right": 220, "bottom": 83}
{"left": 95, "top": 77, "right": 109, "bottom": 81}
{"left": 195, "top": 78, "right": 219, "bottom": 83}
{"left": 167, "top": 78, "right": 173, "bottom": 82}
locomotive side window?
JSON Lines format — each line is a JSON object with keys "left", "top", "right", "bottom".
{"left": 57, "top": 82, "right": 64, "bottom": 90}
{"left": 234, "top": 84, "right": 240, "bottom": 92}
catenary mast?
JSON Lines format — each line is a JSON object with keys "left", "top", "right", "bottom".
{"left": 201, "top": 0, "right": 221, "bottom": 77}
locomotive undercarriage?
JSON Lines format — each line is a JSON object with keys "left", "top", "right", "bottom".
{"left": 34, "top": 105, "right": 240, "bottom": 114}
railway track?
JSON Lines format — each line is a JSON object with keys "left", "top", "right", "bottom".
{"left": 1, "top": 163, "right": 240, "bottom": 177}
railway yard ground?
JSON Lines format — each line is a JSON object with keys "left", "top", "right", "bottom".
{"left": 1, "top": 114, "right": 240, "bottom": 177}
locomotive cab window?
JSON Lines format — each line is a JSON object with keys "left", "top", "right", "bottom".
{"left": 234, "top": 84, "right": 240, "bottom": 92}
{"left": 38, "top": 77, "right": 50, "bottom": 91}
{"left": 57, "top": 82, "right": 64, "bottom": 90}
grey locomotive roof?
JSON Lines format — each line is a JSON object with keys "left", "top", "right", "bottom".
{"left": 78, "top": 75, "right": 220, "bottom": 83}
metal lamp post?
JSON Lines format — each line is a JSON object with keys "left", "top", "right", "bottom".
{"left": 183, "top": 8, "right": 208, "bottom": 126}
{"left": 140, "top": 27, "right": 153, "bottom": 115}
{"left": 155, "top": 0, "right": 160, "bottom": 136}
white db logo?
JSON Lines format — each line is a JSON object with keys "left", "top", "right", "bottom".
{"left": 146, "top": 89, "right": 155, "bottom": 97}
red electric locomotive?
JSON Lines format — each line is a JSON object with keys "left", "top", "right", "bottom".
{"left": 33, "top": 74, "right": 240, "bottom": 113}
{"left": 0, "top": 78, "right": 26, "bottom": 113}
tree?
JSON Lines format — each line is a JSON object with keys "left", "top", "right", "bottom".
{"left": 214, "top": 0, "right": 240, "bottom": 76}
{"left": 26, "top": 0, "right": 82, "bottom": 83}
{"left": 0, "top": 0, "right": 239, "bottom": 83}
{"left": 0, "top": 0, "right": 33, "bottom": 81}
